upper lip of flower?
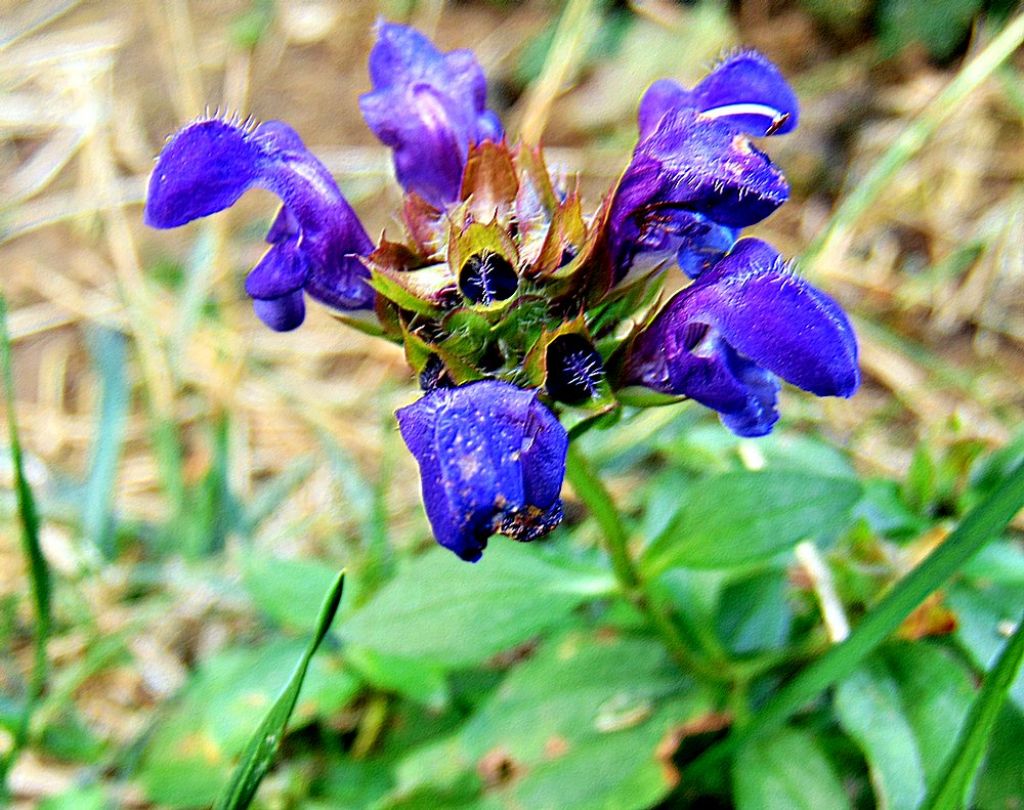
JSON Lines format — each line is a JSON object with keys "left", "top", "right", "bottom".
{"left": 359, "top": 20, "right": 503, "bottom": 209}
{"left": 637, "top": 49, "right": 800, "bottom": 139}
{"left": 606, "top": 108, "right": 789, "bottom": 284}
{"left": 619, "top": 237, "right": 859, "bottom": 437}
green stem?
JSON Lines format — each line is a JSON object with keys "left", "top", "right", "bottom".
{"left": 351, "top": 693, "right": 389, "bottom": 760}
{"left": 804, "top": 11, "right": 1024, "bottom": 268}
{"left": 565, "top": 445, "right": 638, "bottom": 591}
{"left": 565, "top": 444, "right": 721, "bottom": 680}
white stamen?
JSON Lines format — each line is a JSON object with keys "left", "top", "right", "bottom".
{"left": 700, "top": 102, "right": 783, "bottom": 122}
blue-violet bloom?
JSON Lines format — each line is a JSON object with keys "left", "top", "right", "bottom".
{"left": 396, "top": 380, "right": 568, "bottom": 561}
{"left": 621, "top": 238, "right": 859, "bottom": 437}
{"left": 609, "top": 50, "right": 798, "bottom": 283}
{"left": 360, "top": 21, "right": 503, "bottom": 209}
{"left": 608, "top": 108, "right": 789, "bottom": 284}
{"left": 145, "top": 118, "right": 374, "bottom": 331}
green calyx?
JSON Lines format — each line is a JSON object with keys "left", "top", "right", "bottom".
{"left": 367, "top": 140, "right": 664, "bottom": 416}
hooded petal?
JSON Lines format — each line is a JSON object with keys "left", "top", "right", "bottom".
{"left": 608, "top": 110, "right": 787, "bottom": 280}
{"left": 396, "top": 380, "right": 567, "bottom": 561}
{"left": 637, "top": 78, "right": 691, "bottom": 140}
{"left": 145, "top": 118, "right": 262, "bottom": 228}
{"left": 690, "top": 51, "right": 799, "bottom": 136}
{"left": 360, "top": 21, "right": 503, "bottom": 207}
{"left": 621, "top": 238, "right": 859, "bottom": 435}
{"left": 689, "top": 239, "right": 859, "bottom": 397}
{"left": 638, "top": 51, "right": 799, "bottom": 139}
{"left": 145, "top": 117, "right": 375, "bottom": 313}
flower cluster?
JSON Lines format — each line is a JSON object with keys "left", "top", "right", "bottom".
{"left": 145, "top": 21, "right": 859, "bottom": 561}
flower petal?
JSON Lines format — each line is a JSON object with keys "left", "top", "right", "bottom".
{"left": 675, "top": 214, "right": 739, "bottom": 279}
{"left": 637, "top": 51, "right": 798, "bottom": 139}
{"left": 640, "top": 110, "right": 789, "bottom": 227}
{"left": 716, "top": 344, "right": 781, "bottom": 437}
{"left": 305, "top": 255, "right": 376, "bottom": 311}
{"left": 609, "top": 111, "right": 787, "bottom": 280}
{"left": 621, "top": 238, "right": 859, "bottom": 434}
{"left": 146, "top": 117, "right": 375, "bottom": 313}
{"left": 252, "top": 290, "right": 306, "bottom": 332}
{"left": 690, "top": 51, "right": 799, "bottom": 137}
{"left": 637, "top": 78, "right": 692, "bottom": 139}
{"left": 360, "top": 21, "right": 502, "bottom": 207}
{"left": 396, "top": 380, "right": 567, "bottom": 561}
{"left": 266, "top": 205, "right": 299, "bottom": 244}
{"left": 245, "top": 238, "right": 310, "bottom": 300}
{"left": 145, "top": 119, "right": 262, "bottom": 228}
{"left": 691, "top": 239, "right": 859, "bottom": 397}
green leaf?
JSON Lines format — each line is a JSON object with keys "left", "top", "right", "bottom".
{"left": 243, "top": 553, "right": 340, "bottom": 633}
{"left": 835, "top": 644, "right": 975, "bottom": 810}
{"left": 961, "top": 541, "right": 1024, "bottom": 584}
{"left": 317, "top": 756, "right": 396, "bottom": 809}
{"left": 345, "top": 646, "right": 448, "bottom": 709}
{"left": 213, "top": 569, "right": 345, "bottom": 810}
{"left": 685, "top": 458, "right": 1024, "bottom": 781}
{"left": 882, "top": 645, "right": 977, "bottom": 786}
{"left": 643, "top": 471, "right": 862, "bottom": 573}
{"left": 38, "top": 785, "right": 108, "bottom": 810}
{"left": 716, "top": 569, "right": 792, "bottom": 655}
{"left": 923, "top": 612, "right": 1024, "bottom": 810}
{"left": 970, "top": 705, "right": 1024, "bottom": 809}
{"left": 142, "top": 634, "right": 357, "bottom": 808}
{"left": 505, "top": 703, "right": 690, "bottom": 810}
{"left": 462, "top": 632, "right": 700, "bottom": 759}
{"left": 461, "top": 631, "right": 719, "bottom": 810}
{"left": 339, "top": 544, "right": 614, "bottom": 667}
{"left": 878, "top": 0, "right": 982, "bottom": 60}
{"left": 733, "top": 726, "right": 851, "bottom": 810}
{"left": 947, "top": 565, "right": 1024, "bottom": 710}
{"left": 0, "top": 296, "right": 51, "bottom": 791}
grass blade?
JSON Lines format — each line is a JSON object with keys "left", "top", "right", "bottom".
{"left": 82, "top": 327, "right": 129, "bottom": 559}
{"left": 805, "top": 11, "right": 1024, "bottom": 266}
{"left": 213, "top": 569, "right": 345, "bottom": 810}
{"left": 922, "top": 610, "right": 1024, "bottom": 810}
{"left": 0, "top": 296, "right": 52, "bottom": 790}
{"left": 518, "top": 0, "right": 600, "bottom": 144}
{"left": 686, "top": 460, "right": 1024, "bottom": 781}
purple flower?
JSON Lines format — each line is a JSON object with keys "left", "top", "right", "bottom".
{"left": 359, "top": 21, "right": 503, "bottom": 208}
{"left": 608, "top": 50, "right": 797, "bottom": 284}
{"left": 620, "top": 238, "right": 859, "bottom": 437}
{"left": 145, "top": 118, "right": 373, "bottom": 331}
{"left": 396, "top": 380, "right": 568, "bottom": 561}
{"left": 638, "top": 50, "right": 799, "bottom": 139}
{"left": 608, "top": 109, "right": 788, "bottom": 283}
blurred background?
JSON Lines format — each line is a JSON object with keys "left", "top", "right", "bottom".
{"left": 1, "top": 0, "right": 1023, "bottom": 807}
